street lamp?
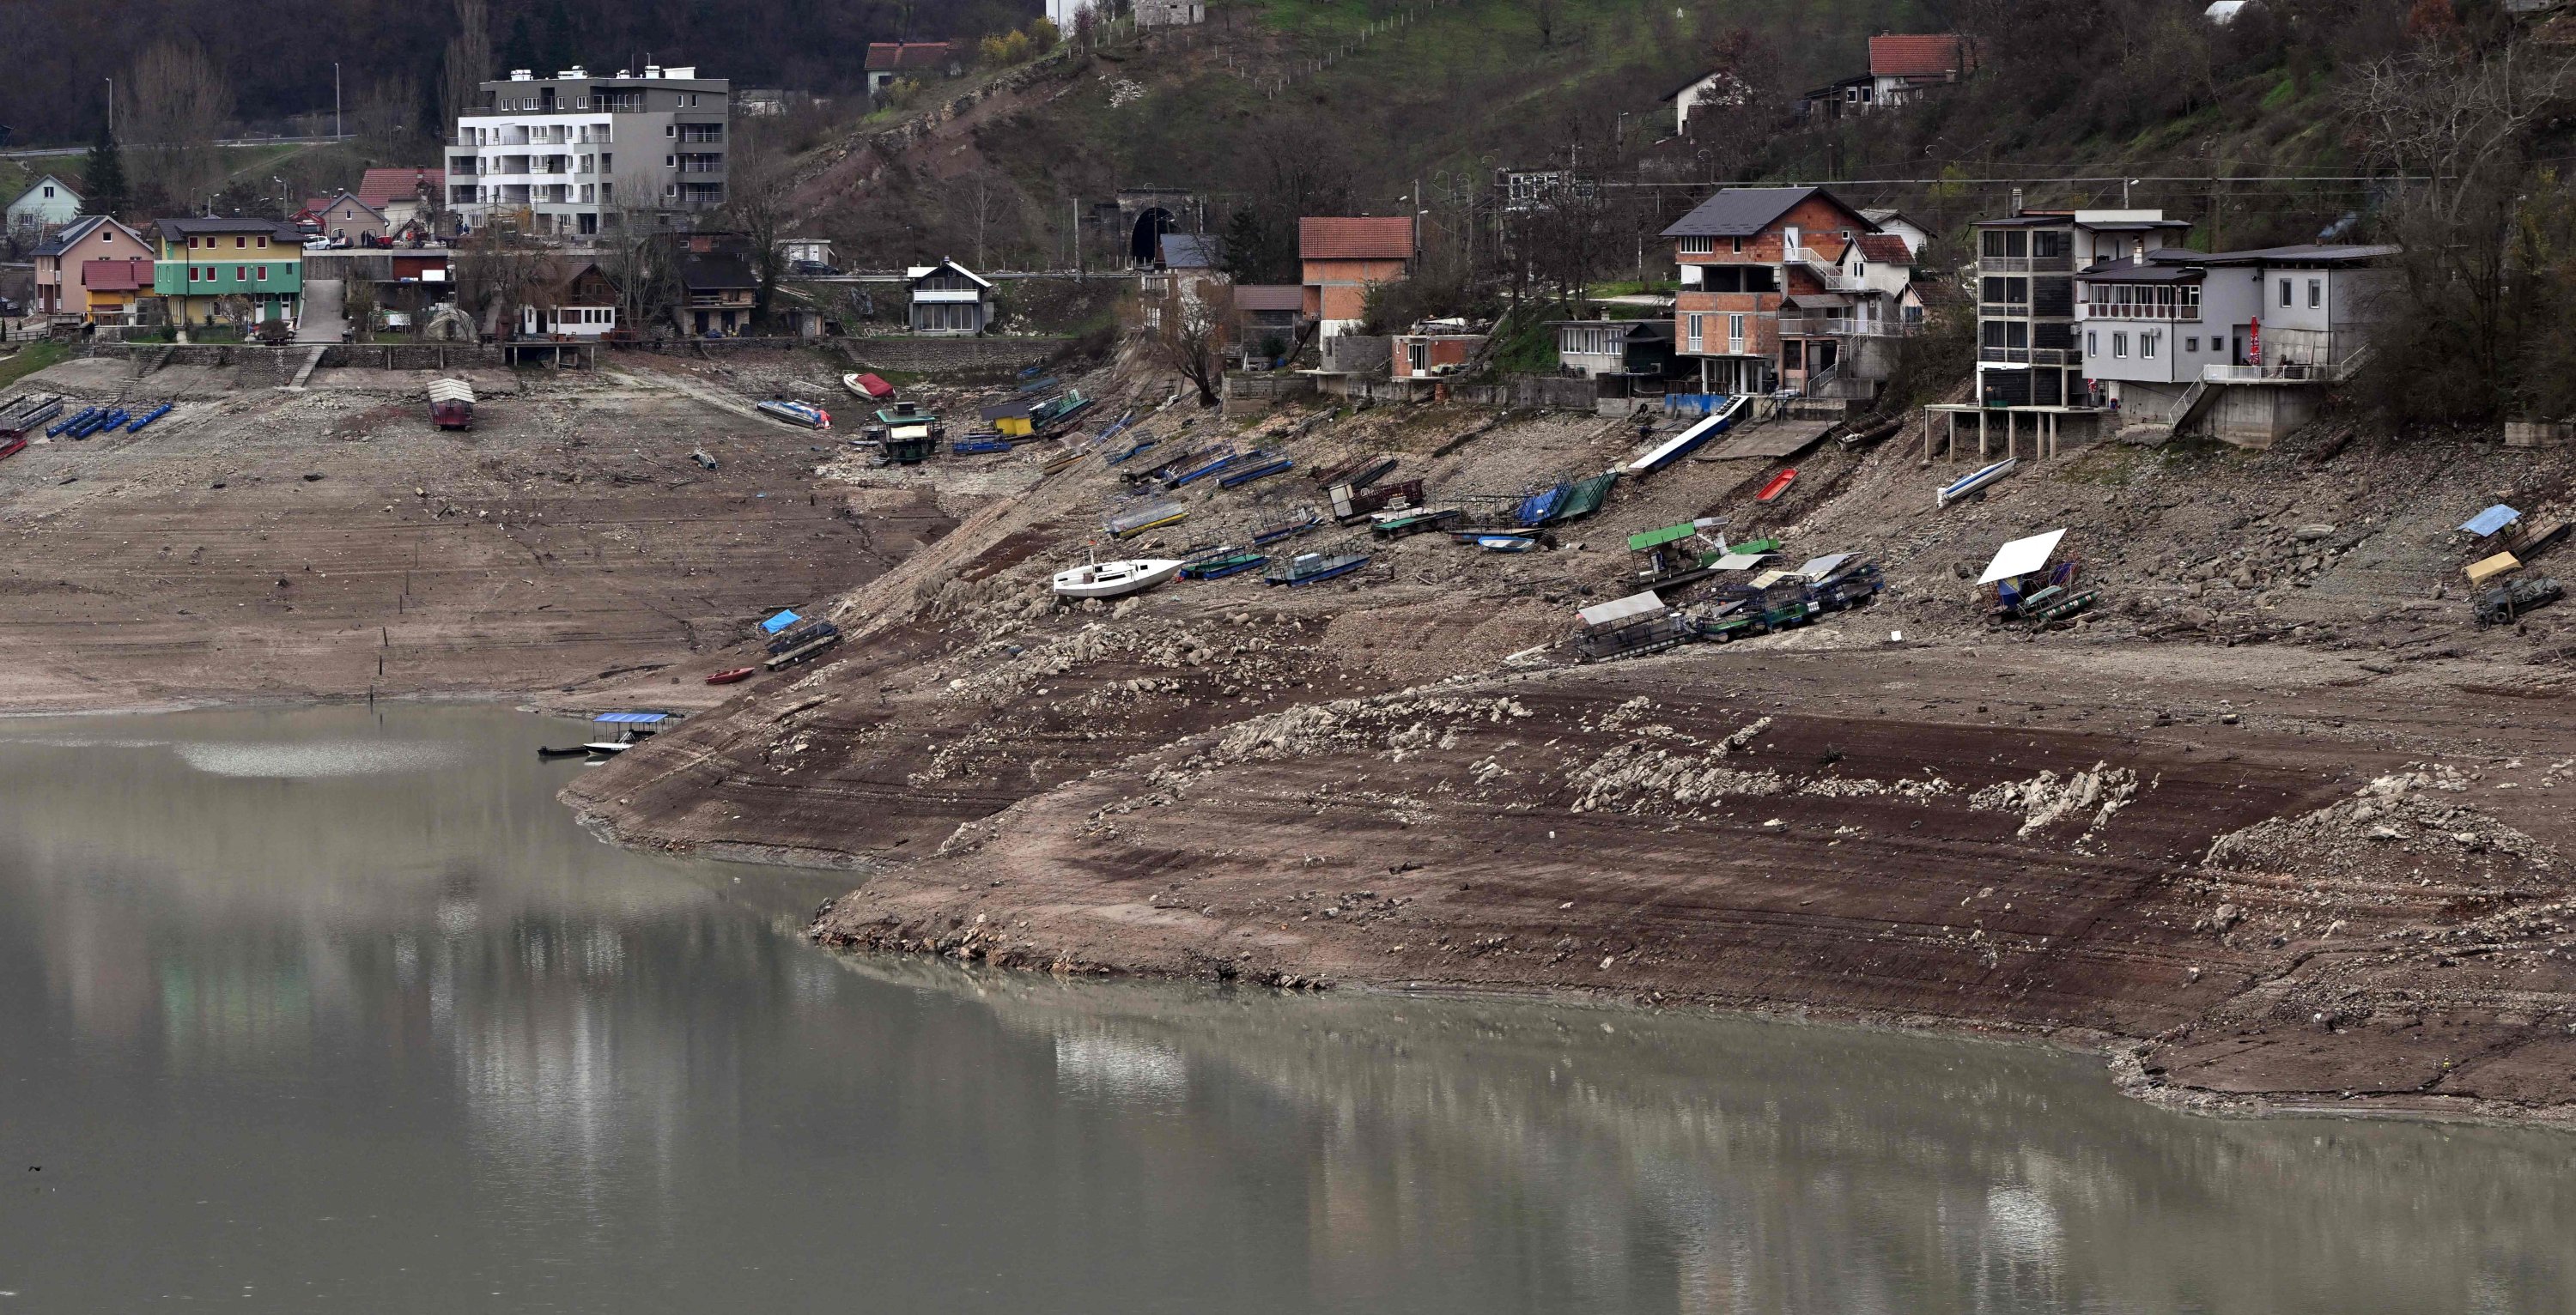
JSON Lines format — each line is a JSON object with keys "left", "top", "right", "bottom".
{"left": 334, "top": 64, "right": 343, "bottom": 139}
{"left": 104, "top": 77, "right": 113, "bottom": 136}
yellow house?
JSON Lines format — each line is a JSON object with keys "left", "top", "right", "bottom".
{"left": 152, "top": 217, "right": 305, "bottom": 329}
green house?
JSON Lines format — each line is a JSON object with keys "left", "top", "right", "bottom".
{"left": 152, "top": 217, "right": 306, "bottom": 329}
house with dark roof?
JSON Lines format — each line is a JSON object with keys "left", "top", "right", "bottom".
{"left": 150, "top": 216, "right": 307, "bottom": 329}
{"left": 866, "top": 42, "right": 959, "bottom": 97}
{"left": 1663, "top": 185, "right": 1896, "bottom": 401}
{"left": 1136, "top": 233, "right": 1228, "bottom": 336}
{"left": 1299, "top": 216, "right": 1415, "bottom": 338}
{"left": 31, "top": 215, "right": 150, "bottom": 321}
{"left": 906, "top": 258, "right": 993, "bottom": 334}
{"left": 679, "top": 234, "right": 761, "bottom": 336}
{"left": 1966, "top": 205, "right": 2190, "bottom": 411}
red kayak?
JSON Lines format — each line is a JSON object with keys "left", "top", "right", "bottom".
{"left": 1755, "top": 468, "right": 1797, "bottom": 502}
{"left": 0, "top": 435, "right": 24, "bottom": 462}
{"left": 706, "top": 666, "right": 757, "bottom": 685}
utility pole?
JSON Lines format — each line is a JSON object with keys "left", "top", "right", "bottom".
{"left": 335, "top": 63, "right": 343, "bottom": 139}
{"left": 105, "top": 78, "right": 113, "bottom": 136}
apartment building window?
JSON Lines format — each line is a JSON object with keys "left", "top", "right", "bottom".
{"left": 2279, "top": 277, "right": 2292, "bottom": 306}
{"left": 1686, "top": 313, "right": 1706, "bottom": 350}
{"left": 1731, "top": 237, "right": 1744, "bottom": 254}
{"left": 2307, "top": 277, "right": 2322, "bottom": 308}
{"left": 2142, "top": 331, "right": 2157, "bottom": 359}
{"left": 2185, "top": 336, "right": 2199, "bottom": 353}
{"left": 256, "top": 267, "right": 268, "bottom": 282}
{"left": 2087, "top": 330, "right": 2098, "bottom": 355}
{"left": 256, "top": 235, "right": 267, "bottom": 249}
{"left": 2111, "top": 331, "right": 2128, "bottom": 358}
{"left": 1680, "top": 236, "right": 1715, "bottom": 255}
{"left": 1728, "top": 313, "right": 1746, "bottom": 348}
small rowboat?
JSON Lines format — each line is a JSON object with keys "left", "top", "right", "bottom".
{"left": 706, "top": 666, "right": 757, "bottom": 685}
{"left": 1937, "top": 457, "right": 2017, "bottom": 508}
{"left": 1755, "top": 468, "right": 1797, "bottom": 502}
{"left": 1182, "top": 550, "right": 1268, "bottom": 580}
{"left": 535, "top": 745, "right": 593, "bottom": 759}
{"left": 1461, "top": 532, "right": 1541, "bottom": 553}
{"left": 581, "top": 741, "right": 634, "bottom": 754}
{"left": 1265, "top": 550, "right": 1370, "bottom": 587}
{"left": 0, "top": 435, "right": 25, "bottom": 463}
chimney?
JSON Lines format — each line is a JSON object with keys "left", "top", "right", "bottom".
{"left": 2009, "top": 187, "right": 2024, "bottom": 216}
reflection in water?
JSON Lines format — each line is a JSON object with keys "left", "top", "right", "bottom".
{"left": 2, "top": 706, "right": 2574, "bottom": 1313}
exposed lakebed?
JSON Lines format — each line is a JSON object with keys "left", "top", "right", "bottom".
{"left": 3, "top": 706, "right": 2573, "bottom": 1312}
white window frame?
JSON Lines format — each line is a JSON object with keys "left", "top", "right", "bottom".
{"left": 1727, "top": 312, "right": 1746, "bottom": 348}
{"left": 2142, "top": 331, "right": 2156, "bottom": 359}
{"left": 2278, "top": 277, "right": 2292, "bottom": 307}
{"left": 2087, "top": 330, "right": 2098, "bottom": 355}
{"left": 2307, "top": 277, "right": 2322, "bottom": 309}
{"left": 1679, "top": 235, "right": 1714, "bottom": 255}
{"left": 2111, "top": 331, "right": 2128, "bottom": 358}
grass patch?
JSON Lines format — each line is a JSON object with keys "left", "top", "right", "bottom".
{"left": 0, "top": 341, "right": 70, "bottom": 391}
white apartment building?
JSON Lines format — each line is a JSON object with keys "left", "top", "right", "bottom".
{"left": 445, "top": 64, "right": 729, "bottom": 238}
{"left": 2077, "top": 244, "right": 2396, "bottom": 405}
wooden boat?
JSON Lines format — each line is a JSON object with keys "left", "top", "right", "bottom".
{"left": 1755, "top": 468, "right": 1797, "bottom": 502}
{"left": 706, "top": 666, "right": 757, "bottom": 685}
{"left": 1251, "top": 510, "right": 1321, "bottom": 545}
{"left": 756, "top": 398, "right": 831, "bottom": 430}
{"left": 536, "top": 745, "right": 594, "bottom": 759}
{"left": 1051, "top": 557, "right": 1183, "bottom": 599}
{"left": 843, "top": 372, "right": 894, "bottom": 399}
{"left": 1264, "top": 550, "right": 1370, "bottom": 587}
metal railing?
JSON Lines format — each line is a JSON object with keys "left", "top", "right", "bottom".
{"left": 1978, "top": 253, "right": 2075, "bottom": 274}
{"left": 2081, "top": 301, "right": 2200, "bottom": 321}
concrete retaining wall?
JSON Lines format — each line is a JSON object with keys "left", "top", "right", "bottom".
{"left": 839, "top": 335, "right": 1068, "bottom": 373}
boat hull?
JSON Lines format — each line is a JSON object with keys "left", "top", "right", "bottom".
{"left": 1051, "top": 559, "right": 1183, "bottom": 599}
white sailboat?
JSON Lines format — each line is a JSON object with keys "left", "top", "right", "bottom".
{"left": 1051, "top": 556, "right": 1182, "bottom": 599}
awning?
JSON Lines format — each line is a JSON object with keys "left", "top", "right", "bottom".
{"left": 762, "top": 609, "right": 801, "bottom": 634}
{"left": 1713, "top": 551, "right": 1770, "bottom": 571}
{"left": 1978, "top": 529, "right": 2067, "bottom": 585}
{"left": 593, "top": 712, "right": 671, "bottom": 724}
{"left": 2459, "top": 504, "right": 2521, "bottom": 537}
{"left": 1577, "top": 591, "right": 1666, "bottom": 627}
{"left": 1793, "top": 553, "right": 1852, "bottom": 579}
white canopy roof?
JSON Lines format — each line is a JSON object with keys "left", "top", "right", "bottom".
{"left": 1712, "top": 551, "right": 1770, "bottom": 571}
{"left": 1793, "top": 553, "right": 1852, "bottom": 579}
{"left": 1577, "top": 591, "right": 1667, "bottom": 627}
{"left": 1978, "top": 529, "right": 2066, "bottom": 585}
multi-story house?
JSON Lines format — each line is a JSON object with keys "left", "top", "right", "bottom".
{"left": 150, "top": 217, "right": 305, "bottom": 330}
{"left": 1969, "top": 206, "right": 2189, "bottom": 409}
{"left": 445, "top": 64, "right": 727, "bottom": 239}
{"left": 1663, "top": 185, "right": 1889, "bottom": 399}
{"left": 8, "top": 174, "right": 84, "bottom": 240}
{"left": 1299, "top": 216, "right": 1415, "bottom": 340}
{"left": 31, "top": 215, "right": 152, "bottom": 322}
{"left": 2075, "top": 241, "right": 2394, "bottom": 446}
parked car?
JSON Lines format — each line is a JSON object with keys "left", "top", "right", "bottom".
{"left": 792, "top": 259, "right": 843, "bottom": 276}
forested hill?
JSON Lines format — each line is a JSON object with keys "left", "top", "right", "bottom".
{"left": 0, "top": 0, "right": 1037, "bottom": 146}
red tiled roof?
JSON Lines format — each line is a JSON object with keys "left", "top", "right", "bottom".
{"left": 357, "top": 168, "right": 440, "bottom": 209}
{"left": 1856, "top": 233, "right": 1914, "bottom": 264}
{"left": 1868, "top": 34, "right": 1965, "bottom": 79}
{"left": 81, "top": 258, "right": 155, "bottom": 292}
{"left": 1235, "top": 284, "right": 1304, "bottom": 312}
{"left": 1298, "top": 216, "right": 1415, "bottom": 261}
{"left": 866, "top": 41, "right": 953, "bottom": 71}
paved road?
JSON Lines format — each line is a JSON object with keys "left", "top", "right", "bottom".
{"left": 295, "top": 279, "right": 344, "bottom": 344}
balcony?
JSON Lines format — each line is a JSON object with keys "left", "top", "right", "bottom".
{"left": 1779, "top": 313, "right": 1910, "bottom": 338}
{"left": 1979, "top": 253, "right": 2075, "bottom": 274}
{"left": 1978, "top": 300, "right": 2032, "bottom": 318}
{"left": 2081, "top": 301, "right": 2201, "bottom": 321}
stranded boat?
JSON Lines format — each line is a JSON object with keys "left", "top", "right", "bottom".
{"left": 428, "top": 378, "right": 474, "bottom": 431}
{"left": 1263, "top": 550, "right": 1370, "bottom": 587}
{"left": 705, "top": 666, "right": 757, "bottom": 685}
{"left": 756, "top": 399, "right": 831, "bottom": 430}
{"left": 1051, "top": 557, "right": 1183, "bottom": 599}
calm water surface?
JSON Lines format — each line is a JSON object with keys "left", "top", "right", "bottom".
{"left": 3, "top": 706, "right": 2574, "bottom": 1313}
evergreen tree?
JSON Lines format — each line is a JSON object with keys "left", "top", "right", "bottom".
{"left": 82, "top": 121, "right": 129, "bottom": 219}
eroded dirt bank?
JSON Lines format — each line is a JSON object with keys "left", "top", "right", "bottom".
{"left": 0, "top": 352, "right": 949, "bottom": 712}
{"left": 561, "top": 367, "right": 2576, "bottom": 1122}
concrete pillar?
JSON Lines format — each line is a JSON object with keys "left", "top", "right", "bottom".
{"left": 1978, "top": 409, "right": 1989, "bottom": 459}
{"left": 2007, "top": 409, "right": 2018, "bottom": 461}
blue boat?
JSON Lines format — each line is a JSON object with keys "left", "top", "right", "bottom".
{"left": 1624, "top": 395, "right": 1748, "bottom": 476}
{"left": 951, "top": 435, "right": 1015, "bottom": 455}
{"left": 1937, "top": 457, "right": 2017, "bottom": 508}
{"left": 1217, "top": 452, "right": 1292, "bottom": 488}
{"left": 48, "top": 407, "right": 99, "bottom": 438}
{"left": 1251, "top": 510, "right": 1321, "bottom": 545}
{"left": 1182, "top": 550, "right": 1268, "bottom": 580}
{"left": 1106, "top": 438, "right": 1158, "bottom": 465}
{"left": 1455, "top": 531, "right": 1542, "bottom": 553}
{"left": 1166, "top": 448, "right": 1243, "bottom": 488}
{"left": 1516, "top": 480, "right": 1570, "bottom": 526}
{"left": 126, "top": 403, "right": 173, "bottom": 433}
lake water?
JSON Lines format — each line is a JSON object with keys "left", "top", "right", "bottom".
{"left": 3, "top": 706, "right": 2575, "bottom": 1313}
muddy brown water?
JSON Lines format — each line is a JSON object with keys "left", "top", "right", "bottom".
{"left": 3, "top": 706, "right": 2573, "bottom": 1313}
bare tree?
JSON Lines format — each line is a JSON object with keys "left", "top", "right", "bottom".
{"left": 454, "top": 227, "right": 556, "bottom": 336}
{"left": 604, "top": 179, "right": 681, "bottom": 336}
{"left": 442, "top": 0, "right": 495, "bottom": 133}
{"left": 125, "top": 39, "right": 234, "bottom": 211}
{"left": 716, "top": 126, "right": 793, "bottom": 329}
{"left": 1151, "top": 276, "right": 1233, "bottom": 406}
{"left": 354, "top": 74, "right": 422, "bottom": 157}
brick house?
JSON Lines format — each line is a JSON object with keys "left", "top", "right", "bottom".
{"left": 1663, "top": 185, "right": 1880, "bottom": 396}
{"left": 1298, "top": 216, "right": 1415, "bottom": 339}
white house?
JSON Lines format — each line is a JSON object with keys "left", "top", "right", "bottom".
{"left": 8, "top": 174, "right": 83, "bottom": 237}
{"left": 1661, "top": 69, "right": 1751, "bottom": 137}
{"left": 907, "top": 258, "right": 993, "bottom": 334}
{"left": 782, "top": 236, "right": 834, "bottom": 267}
{"left": 1859, "top": 208, "right": 1933, "bottom": 258}
{"left": 2077, "top": 242, "right": 2396, "bottom": 444}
